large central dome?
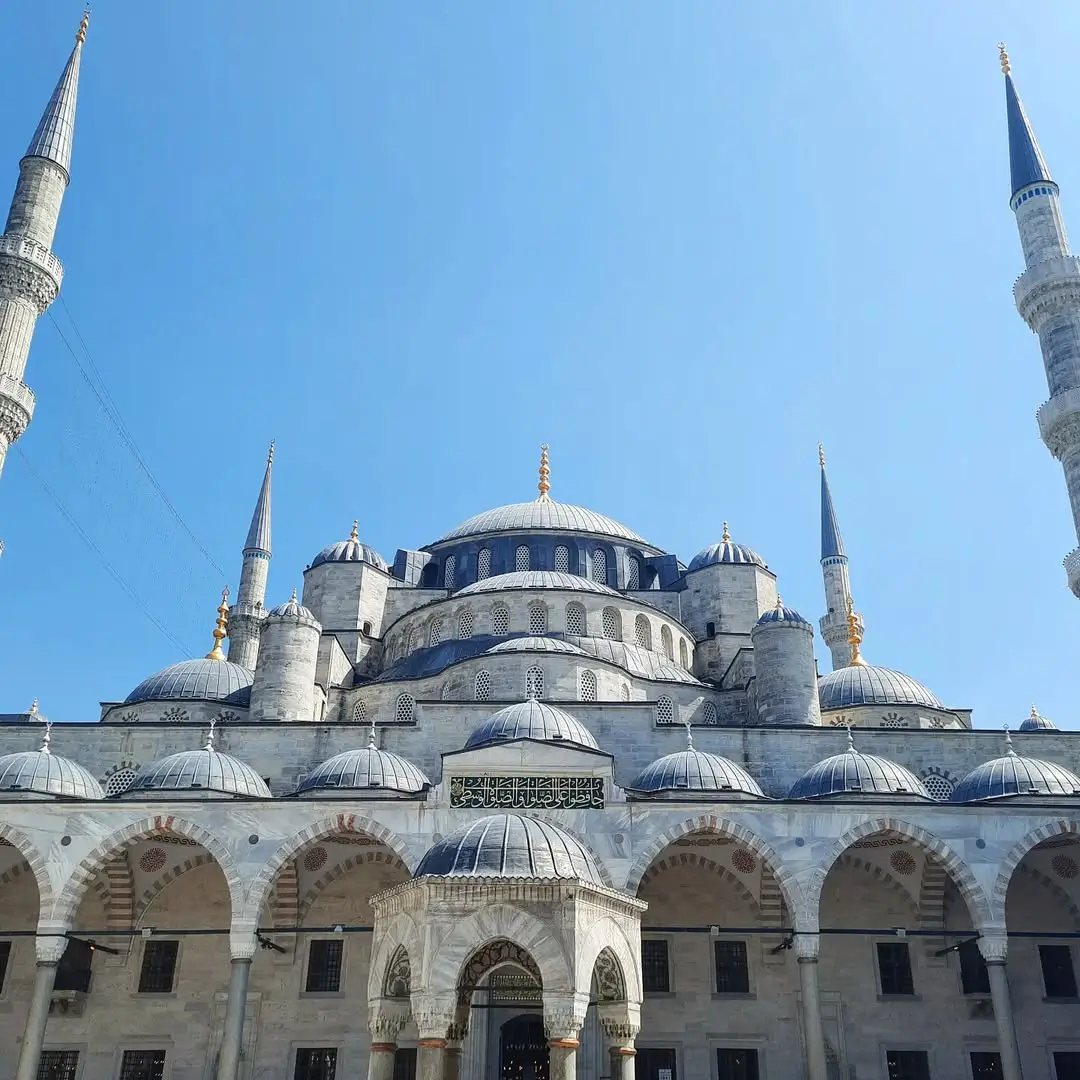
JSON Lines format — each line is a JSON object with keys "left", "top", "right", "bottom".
{"left": 434, "top": 500, "right": 647, "bottom": 545}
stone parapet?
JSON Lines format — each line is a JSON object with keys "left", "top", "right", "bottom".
{"left": 1014, "top": 255, "right": 1080, "bottom": 327}
{"left": 1037, "top": 387, "right": 1080, "bottom": 458}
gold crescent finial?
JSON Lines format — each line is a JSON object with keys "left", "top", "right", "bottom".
{"left": 76, "top": 9, "right": 90, "bottom": 45}
{"left": 998, "top": 43, "right": 1010, "bottom": 75}
{"left": 722, "top": 521, "right": 731, "bottom": 543}
{"left": 537, "top": 444, "right": 551, "bottom": 502}
{"left": 206, "top": 586, "right": 229, "bottom": 661}
{"left": 349, "top": 519, "right": 359, "bottom": 542}
{"left": 846, "top": 597, "right": 867, "bottom": 667}
{"left": 818, "top": 442, "right": 826, "bottom": 469}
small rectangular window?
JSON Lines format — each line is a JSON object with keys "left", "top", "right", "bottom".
{"left": 641, "top": 939, "right": 670, "bottom": 993}
{"left": 0, "top": 940, "right": 10, "bottom": 993}
{"left": 716, "top": 1048, "right": 759, "bottom": 1080}
{"left": 138, "top": 940, "right": 179, "bottom": 994}
{"left": 1055, "top": 1052, "right": 1080, "bottom": 1080}
{"left": 886, "top": 1050, "right": 930, "bottom": 1080}
{"left": 37, "top": 1051, "right": 80, "bottom": 1080}
{"left": 958, "top": 940, "right": 990, "bottom": 995}
{"left": 713, "top": 941, "right": 750, "bottom": 994}
{"left": 1041, "top": 944, "right": 1078, "bottom": 998}
{"left": 970, "top": 1052, "right": 1003, "bottom": 1079}
{"left": 637, "top": 1049, "right": 677, "bottom": 1080}
{"left": 53, "top": 938, "right": 93, "bottom": 994}
{"left": 294, "top": 1049, "right": 337, "bottom": 1080}
{"left": 306, "top": 940, "right": 344, "bottom": 993}
{"left": 393, "top": 1049, "right": 417, "bottom": 1080}
{"left": 118, "top": 1050, "right": 166, "bottom": 1080}
{"left": 877, "top": 942, "right": 914, "bottom": 996}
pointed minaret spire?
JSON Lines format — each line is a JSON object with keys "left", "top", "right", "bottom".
{"left": 25, "top": 12, "right": 88, "bottom": 182}
{"left": 1001, "top": 45, "right": 1054, "bottom": 201}
{"left": 227, "top": 444, "right": 274, "bottom": 668}
{"left": 817, "top": 445, "right": 861, "bottom": 669}
{"left": 819, "top": 444, "right": 845, "bottom": 560}
{"left": 244, "top": 441, "right": 274, "bottom": 556}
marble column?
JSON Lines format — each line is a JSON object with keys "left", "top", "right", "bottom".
{"left": 544, "top": 992, "right": 587, "bottom": 1080}
{"left": 14, "top": 933, "right": 67, "bottom": 1080}
{"left": 216, "top": 934, "right": 255, "bottom": 1080}
{"left": 412, "top": 996, "right": 455, "bottom": 1080}
{"left": 979, "top": 933, "right": 1023, "bottom": 1080}
{"left": 443, "top": 1023, "right": 468, "bottom": 1080}
{"left": 795, "top": 934, "right": 829, "bottom": 1080}
{"left": 367, "top": 1001, "right": 409, "bottom": 1080}
{"left": 417, "top": 1040, "right": 446, "bottom": 1080}
{"left": 600, "top": 1012, "right": 640, "bottom": 1080}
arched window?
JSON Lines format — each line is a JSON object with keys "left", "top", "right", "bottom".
{"left": 444, "top": 555, "right": 456, "bottom": 589}
{"left": 362, "top": 621, "right": 373, "bottom": 636}
{"left": 459, "top": 609, "right": 475, "bottom": 639}
{"left": 702, "top": 701, "right": 718, "bottom": 726}
{"left": 661, "top": 625, "right": 673, "bottom": 660}
{"left": 477, "top": 548, "right": 492, "bottom": 580}
{"left": 396, "top": 693, "right": 415, "bottom": 723}
{"left": 656, "top": 695, "right": 675, "bottom": 725}
{"left": 591, "top": 549, "right": 607, "bottom": 585}
{"left": 492, "top": 604, "right": 510, "bottom": 635}
{"left": 516, "top": 545, "right": 530, "bottom": 572}
{"left": 634, "top": 614, "right": 652, "bottom": 650}
{"left": 475, "top": 671, "right": 492, "bottom": 701}
{"left": 555, "top": 545, "right": 570, "bottom": 573}
{"left": 429, "top": 618, "right": 444, "bottom": 647}
{"left": 706, "top": 621, "right": 716, "bottom": 639}
{"left": 407, "top": 626, "right": 421, "bottom": 654}
{"left": 602, "top": 607, "right": 621, "bottom": 640}
{"left": 565, "top": 602, "right": 586, "bottom": 636}
{"left": 528, "top": 602, "right": 547, "bottom": 635}
{"left": 580, "top": 670, "right": 597, "bottom": 702}
{"left": 679, "top": 638, "right": 689, "bottom": 668}
{"left": 352, "top": 700, "right": 367, "bottom": 723}
{"left": 525, "top": 666, "right": 544, "bottom": 699}
{"left": 627, "top": 557, "right": 641, "bottom": 590}
{"left": 621, "top": 684, "right": 631, "bottom": 702}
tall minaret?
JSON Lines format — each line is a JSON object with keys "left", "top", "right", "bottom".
{"left": 818, "top": 444, "right": 861, "bottom": 670}
{"left": 0, "top": 14, "right": 88, "bottom": 482}
{"left": 1003, "top": 47, "right": 1080, "bottom": 596}
{"left": 227, "top": 443, "right": 273, "bottom": 669}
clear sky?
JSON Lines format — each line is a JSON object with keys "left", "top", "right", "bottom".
{"left": 0, "top": 2, "right": 1077, "bottom": 726}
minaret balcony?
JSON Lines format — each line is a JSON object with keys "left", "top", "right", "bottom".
{"left": 0, "top": 234, "right": 63, "bottom": 292}
{"left": 0, "top": 374, "right": 35, "bottom": 420}
{"left": 1064, "top": 547, "right": 1080, "bottom": 598}
{"left": 1013, "top": 255, "right": 1080, "bottom": 327}
{"left": 1036, "top": 387, "right": 1080, "bottom": 458}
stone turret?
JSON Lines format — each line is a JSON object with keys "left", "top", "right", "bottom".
{"left": 227, "top": 444, "right": 273, "bottom": 669}
{"left": 817, "top": 445, "right": 861, "bottom": 669}
{"left": 0, "top": 15, "right": 88, "bottom": 488}
{"left": 1003, "top": 48, "right": 1080, "bottom": 596}
{"left": 249, "top": 591, "right": 322, "bottom": 722}
{"left": 750, "top": 599, "right": 821, "bottom": 726}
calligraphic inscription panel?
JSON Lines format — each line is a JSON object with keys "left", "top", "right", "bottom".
{"left": 449, "top": 775, "right": 603, "bottom": 809}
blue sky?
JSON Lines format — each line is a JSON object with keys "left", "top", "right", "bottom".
{"left": 0, "top": 2, "right": 1077, "bottom": 726}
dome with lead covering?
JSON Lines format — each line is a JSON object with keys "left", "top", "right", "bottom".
{"left": 952, "top": 733, "right": 1080, "bottom": 802}
{"left": 0, "top": 747, "right": 103, "bottom": 800}
{"left": 268, "top": 590, "right": 316, "bottom": 622}
{"left": 631, "top": 740, "right": 765, "bottom": 798}
{"left": 789, "top": 732, "right": 929, "bottom": 800}
{"left": 415, "top": 814, "right": 603, "bottom": 883}
{"left": 311, "top": 521, "right": 390, "bottom": 572}
{"left": 464, "top": 701, "right": 599, "bottom": 750}
{"left": 124, "top": 659, "right": 253, "bottom": 707}
{"left": 435, "top": 501, "right": 646, "bottom": 545}
{"left": 296, "top": 741, "right": 429, "bottom": 795}
{"left": 817, "top": 664, "right": 942, "bottom": 711}
{"left": 486, "top": 636, "right": 590, "bottom": 656}
{"left": 1020, "top": 705, "right": 1057, "bottom": 732}
{"left": 457, "top": 571, "right": 619, "bottom": 598}
{"left": 124, "top": 738, "right": 270, "bottom": 799}
{"left": 688, "top": 524, "right": 766, "bottom": 571}
{"left": 756, "top": 601, "right": 810, "bottom": 627}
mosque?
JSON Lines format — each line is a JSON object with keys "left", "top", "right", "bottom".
{"left": 2, "top": 17, "right": 1080, "bottom": 1080}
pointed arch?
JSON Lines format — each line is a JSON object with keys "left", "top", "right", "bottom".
{"left": 993, "top": 820, "right": 1080, "bottom": 920}
{"left": 135, "top": 854, "right": 217, "bottom": 922}
{"left": 1012, "top": 860, "right": 1080, "bottom": 931}
{"left": 0, "top": 820, "right": 52, "bottom": 914}
{"left": 829, "top": 853, "right": 919, "bottom": 917}
{"left": 577, "top": 919, "right": 642, "bottom": 1002}
{"left": 297, "top": 848, "right": 410, "bottom": 924}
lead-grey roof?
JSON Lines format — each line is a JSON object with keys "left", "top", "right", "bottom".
{"left": 0, "top": 749, "right": 103, "bottom": 800}
{"left": 486, "top": 636, "right": 589, "bottom": 656}
{"left": 296, "top": 743, "right": 429, "bottom": 795}
{"left": 456, "top": 571, "right": 620, "bottom": 598}
{"left": 24, "top": 39, "right": 83, "bottom": 178}
{"left": 414, "top": 813, "right": 603, "bottom": 884}
{"left": 434, "top": 501, "right": 648, "bottom": 545}
{"left": 789, "top": 743, "right": 930, "bottom": 800}
{"left": 687, "top": 537, "right": 766, "bottom": 571}
{"left": 817, "top": 664, "right": 943, "bottom": 710}
{"left": 310, "top": 536, "right": 390, "bottom": 572}
{"left": 1020, "top": 707, "right": 1057, "bottom": 732}
{"left": 124, "top": 748, "right": 270, "bottom": 799}
{"left": 630, "top": 746, "right": 765, "bottom": 797}
{"left": 952, "top": 745, "right": 1080, "bottom": 802}
{"left": 464, "top": 701, "right": 599, "bottom": 751}
{"left": 570, "top": 637, "right": 703, "bottom": 685}
{"left": 243, "top": 451, "right": 272, "bottom": 555}
{"left": 268, "top": 594, "right": 317, "bottom": 622}
{"left": 125, "top": 659, "right": 254, "bottom": 706}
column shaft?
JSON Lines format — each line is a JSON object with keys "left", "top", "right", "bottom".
{"left": 798, "top": 956, "right": 829, "bottom": 1080}
{"left": 215, "top": 958, "right": 252, "bottom": 1080}
{"left": 610, "top": 1047, "right": 636, "bottom": 1080}
{"left": 443, "top": 1046, "right": 463, "bottom": 1080}
{"left": 548, "top": 1042, "right": 578, "bottom": 1080}
{"left": 14, "top": 962, "right": 57, "bottom": 1080}
{"left": 417, "top": 1041, "right": 445, "bottom": 1080}
{"left": 367, "top": 1044, "right": 398, "bottom": 1080}
{"left": 987, "top": 960, "right": 1024, "bottom": 1080}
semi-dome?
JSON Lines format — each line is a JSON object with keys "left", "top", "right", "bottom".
{"left": 630, "top": 737, "right": 765, "bottom": 798}
{"left": 756, "top": 600, "right": 810, "bottom": 627}
{"left": 0, "top": 745, "right": 103, "bottom": 800}
{"left": 688, "top": 524, "right": 766, "bottom": 571}
{"left": 415, "top": 813, "right": 603, "bottom": 883}
{"left": 456, "top": 571, "right": 619, "bottom": 598}
{"left": 124, "top": 659, "right": 253, "bottom": 707}
{"left": 435, "top": 500, "right": 647, "bottom": 545}
{"left": 124, "top": 736, "right": 270, "bottom": 799}
{"left": 486, "top": 636, "right": 590, "bottom": 656}
{"left": 818, "top": 664, "right": 943, "bottom": 711}
{"left": 465, "top": 700, "right": 598, "bottom": 750}
{"left": 952, "top": 733, "right": 1080, "bottom": 802}
{"left": 311, "top": 521, "right": 390, "bottom": 572}
{"left": 296, "top": 740, "right": 429, "bottom": 795}
{"left": 789, "top": 732, "right": 930, "bottom": 800}
{"left": 1020, "top": 705, "right": 1057, "bottom": 731}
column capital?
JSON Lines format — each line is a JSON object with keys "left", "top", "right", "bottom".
{"left": 977, "top": 930, "right": 1010, "bottom": 964}
{"left": 368, "top": 998, "right": 410, "bottom": 1040}
{"left": 598, "top": 1000, "right": 640, "bottom": 1042}
{"left": 229, "top": 930, "right": 257, "bottom": 961}
{"left": 543, "top": 989, "right": 589, "bottom": 1042}
{"left": 34, "top": 931, "right": 68, "bottom": 964}
{"left": 411, "top": 992, "right": 456, "bottom": 1041}
{"left": 794, "top": 932, "right": 820, "bottom": 961}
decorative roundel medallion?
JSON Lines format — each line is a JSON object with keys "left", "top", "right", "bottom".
{"left": 304, "top": 847, "right": 328, "bottom": 872}
{"left": 139, "top": 847, "right": 167, "bottom": 874}
{"left": 889, "top": 850, "right": 917, "bottom": 876}
{"left": 731, "top": 849, "right": 757, "bottom": 874}
{"left": 1052, "top": 854, "right": 1079, "bottom": 880}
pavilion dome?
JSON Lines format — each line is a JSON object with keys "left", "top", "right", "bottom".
{"left": 123, "top": 738, "right": 270, "bottom": 799}
{"left": 789, "top": 733, "right": 930, "bottom": 800}
{"left": 295, "top": 741, "right": 429, "bottom": 795}
{"left": 630, "top": 740, "right": 765, "bottom": 798}
{"left": 0, "top": 745, "right": 103, "bottom": 800}
{"left": 952, "top": 734, "right": 1080, "bottom": 802}
{"left": 464, "top": 701, "right": 599, "bottom": 751}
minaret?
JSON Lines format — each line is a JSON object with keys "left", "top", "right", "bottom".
{"left": 818, "top": 444, "right": 861, "bottom": 670}
{"left": 0, "top": 13, "right": 88, "bottom": 482}
{"left": 1003, "top": 47, "right": 1080, "bottom": 596}
{"left": 226, "top": 443, "right": 273, "bottom": 670}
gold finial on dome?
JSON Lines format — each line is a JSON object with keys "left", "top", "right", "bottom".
{"left": 846, "top": 597, "right": 867, "bottom": 667}
{"left": 722, "top": 521, "right": 731, "bottom": 543}
{"left": 206, "top": 587, "right": 229, "bottom": 661}
{"left": 349, "top": 520, "right": 359, "bottom": 542}
{"left": 537, "top": 444, "right": 551, "bottom": 502}
{"left": 998, "top": 42, "right": 1011, "bottom": 75}
{"left": 76, "top": 9, "right": 90, "bottom": 46}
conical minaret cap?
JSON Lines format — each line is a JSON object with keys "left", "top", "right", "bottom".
{"left": 818, "top": 444, "right": 846, "bottom": 560}
{"left": 243, "top": 442, "right": 273, "bottom": 555}
{"left": 1001, "top": 45, "right": 1055, "bottom": 199}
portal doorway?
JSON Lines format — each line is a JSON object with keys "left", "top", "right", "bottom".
{"left": 499, "top": 1015, "right": 549, "bottom": 1080}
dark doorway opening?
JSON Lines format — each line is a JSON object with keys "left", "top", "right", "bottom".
{"left": 500, "top": 1015, "right": 549, "bottom": 1080}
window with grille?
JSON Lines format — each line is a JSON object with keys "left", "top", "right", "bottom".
{"left": 492, "top": 605, "right": 509, "bottom": 635}
{"left": 635, "top": 615, "right": 652, "bottom": 649}
{"left": 661, "top": 625, "right": 673, "bottom": 659}
{"left": 580, "top": 670, "right": 597, "bottom": 702}
{"left": 703, "top": 702, "right": 718, "bottom": 725}
{"left": 885, "top": 1051, "right": 930, "bottom": 1080}
{"left": 407, "top": 627, "right": 420, "bottom": 654}
{"left": 428, "top": 618, "right": 444, "bottom": 647}
{"left": 306, "top": 940, "right": 344, "bottom": 993}
{"left": 656, "top": 696, "right": 674, "bottom": 725}
{"left": 555, "top": 545, "right": 569, "bottom": 572}
{"left": 138, "top": 940, "right": 179, "bottom": 993}
{"left": 396, "top": 694, "right": 415, "bottom": 723}
{"left": 104, "top": 768, "right": 138, "bottom": 796}
{"left": 1041, "top": 944, "right": 1078, "bottom": 998}
{"left": 475, "top": 671, "right": 492, "bottom": 701}
{"left": 716, "top": 1049, "right": 759, "bottom": 1080}
{"left": 713, "top": 941, "right": 750, "bottom": 993}
{"left": 602, "top": 608, "right": 620, "bottom": 640}
{"left": 565, "top": 602, "right": 585, "bottom": 636}
{"left": 679, "top": 639, "right": 689, "bottom": 668}
{"left": 637, "top": 1049, "right": 677, "bottom": 1080}
{"left": 958, "top": 939, "right": 990, "bottom": 994}
{"left": 528, "top": 603, "right": 547, "bottom": 635}
{"left": 921, "top": 773, "right": 954, "bottom": 801}
{"left": 0, "top": 940, "right": 9, "bottom": 993}
{"left": 53, "top": 938, "right": 92, "bottom": 993}
{"left": 525, "top": 667, "right": 543, "bottom": 700}
{"left": 591, "top": 549, "right": 607, "bottom": 584}
{"left": 1054, "top": 1052, "right": 1080, "bottom": 1080}
{"left": 627, "top": 557, "right": 640, "bottom": 590}
{"left": 641, "top": 939, "right": 670, "bottom": 993}
{"left": 37, "top": 1051, "right": 80, "bottom": 1080}
{"left": 393, "top": 1050, "right": 417, "bottom": 1080}
{"left": 443, "top": 555, "right": 456, "bottom": 589}
{"left": 477, "top": 549, "right": 492, "bottom": 580}
{"left": 970, "top": 1052, "right": 1003, "bottom": 1080}
{"left": 352, "top": 700, "right": 367, "bottom": 723}
{"left": 294, "top": 1049, "right": 337, "bottom": 1080}
{"left": 515, "top": 545, "right": 530, "bottom": 572}
{"left": 119, "top": 1051, "right": 166, "bottom": 1080}
{"left": 877, "top": 942, "right": 914, "bottom": 995}
{"left": 459, "top": 609, "right": 475, "bottom": 638}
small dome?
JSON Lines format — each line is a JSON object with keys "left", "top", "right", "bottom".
{"left": 790, "top": 734, "right": 930, "bottom": 799}
{"left": 268, "top": 591, "right": 317, "bottom": 622}
{"left": 435, "top": 501, "right": 647, "bottom": 545}
{"left": 486, "top": 636, "right": 590, "bottom": 656}
{"left": 311, "top": 522, "right": 390, "bottom": 572}
{"left": 630, "top": 743, "right": 765, "bottom": 798}
{"left": 1020, "top": 705, "right": 1057, "bottom": 732}
{"left": 456, "top": 571, "right": 619, "bottom": 598}
{"left": 296, "top": 743, "right": 429, "bottom": 795}
{"left": 756, "top": 602, "right": 810, "bottom": 627}
{"left": 818, "top": 664, "right": 943, "bottom": 711}
{"left": 415, "top": 813, "right": 603, "bottom": 883}
{"left": 952, "top": 735, "right": 1080, "bottom": 802}
{"left": 124, "top": 745, "right": 270, "bottom": 799}
{"left": 688, "top": 525, "right": 766, "bottom": 571}
{"left": 465, "top": 701, "right": 599, "bottom": 750}
{"left": 125, "top": 659, "right": 253, "bottom": 707}
{"left": 0, "top": 749, "right": 103, "bottom": 799}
